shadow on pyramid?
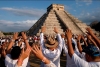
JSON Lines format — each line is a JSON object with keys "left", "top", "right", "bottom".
{"left": 27, "top": 4, "right": 98, "bottom": 36}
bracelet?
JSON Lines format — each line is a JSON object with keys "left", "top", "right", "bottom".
{"left": 42, "top": 57, "right": 46, "bottom": 62}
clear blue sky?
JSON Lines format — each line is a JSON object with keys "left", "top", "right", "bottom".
{"left": 0, "top": 0, "right": 100, "bottom": 32}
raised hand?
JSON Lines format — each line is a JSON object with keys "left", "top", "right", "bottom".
{"left": 41, "top": 26, "right": 46, "bottom": 33}
{"left": 17, "top": 46, "right": 31, "bottom": 66}
{"left": 87, "top": 34, "right": 97, "bottom": 47}
{"left": 65, "top": 29, "right": 74, "bottom": 57}
{"left": 77, "top": 35, "right": 81, "bottom": 41}
{"left": 86, "top": 28, "right": 94, "bottom": 35}
{"left": 21, "top": 32, "right": 30, "bottom": 49}
{"left": 65, "top": 29, "right": 72, "bottom": 39}
{"left": 54, "top": 27, "right": 58, "bottom": 33}
{"left": 21, "top": 32, "right": 27, "bottom": 40}
{"left": 86, "top": 27, "right": 100, "bottom": 47}
{"left": 77, "top": 35, "right": 83, "bottom": 53}
{"left": 32, "top": 45, "right": 44, "bottom": 60}
{"left": 18, "top": 40, "right": 23, "bottom": 47}
{"left": 87, "top": 34, "right": 92, "bottom": 40}
{"left": 6, "top": 32, "right": 18, "bottom": 54}
{"left": 13, "top": 32, "right": 18, "bottom": 40}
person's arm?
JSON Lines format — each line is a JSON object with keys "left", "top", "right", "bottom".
{"left": 1, "top": 43, "right": 6, "bottom": 58}
{"left": 40, "top": 26, "right": 46, "bottom": 48}
{"left": 81, "top": 35, "right": 88, "bottom": 46}
{"left": 32, "top": 45, "right": 50, "bottom": 64}
{"left": 18, "top": 40, "right": 23, "bottom": 47}
{"left": 77, "top": 35, "right": 83, "bottom": 54}
{"left": 86, "top": 28, "right": 100, "bottom": 48}
{"left": 30, "top": 45, "right": 56, "bottom": 67}
{"left": 6, "top": 32, "right": 18, "bottom": 54}
{"left": 87, "top": 34, "right": 98, "bottom": 47}
{"left": 54, "top": 27, "right": 62, "bottom": 44}
{"left": 21, "top": 32, "right": 30, "bottom": 48}
{"left": 54, "top": 27, "right": 63, "bottom": 51}
{"left": 65, "top": 29, "right": 74, "bottom": 58}
{"left": 16, "top": 44, "right": 56, "bottom": 67}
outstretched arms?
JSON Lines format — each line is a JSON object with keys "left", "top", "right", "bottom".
{"left": 77, "top": 35, "right": 83, "bottom": 54}
{"left": 65, "top": 29, "right": 74, "bottom": 58}
{"left": 6, "top": 32, "right": 18, "bottom": 54}
{"left": 86, "top": 28, "right": 100, "bottom": 48}
{"left": 16, "top": 45, "right": 31, "bottom": 66}
{"left": 40, "top": 26, "right": 46, "bottom": 49}
{"left": 16, "top": 44, "right": 56, "bottom": 67}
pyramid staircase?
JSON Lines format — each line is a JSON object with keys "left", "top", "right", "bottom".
{"left": 55, "top": 10, "right": 84, "bottom": 34}
{"left": 64, "top": 11, "right": 99, "bottom": 35}
{"left": 27, "top": 4, "right": 99, "bottom": 36}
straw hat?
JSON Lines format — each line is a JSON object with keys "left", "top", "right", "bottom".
{"left": 45, "top": 36, "right": 58, "bottom": 48}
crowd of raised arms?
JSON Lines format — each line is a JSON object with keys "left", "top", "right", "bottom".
{"left": 0, "top": 26, "right": 100, "bottom": 67}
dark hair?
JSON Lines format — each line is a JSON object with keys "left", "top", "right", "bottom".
{"left": 72, "top": 43, "right": 75, "bottom": 50}
{"left": 80, "top": 38, "right": 84, "bottom": 43}
{"left": 11, "top": 46, "right": 21, "bottom": 59}
{"left": 18, "top": 32, "right": 22, "bottom": 36}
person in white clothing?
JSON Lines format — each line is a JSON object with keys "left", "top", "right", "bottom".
{"left": 62, "top": 34, "right": 80, "bottom": 67}
{"left": 40, "top": 26, "right": 63, "bottom": 67}
{"left": 5, "top": 46, "right": 29, "bottom": 67}
{"left": 16, "top": 44, "right": 56, "bottom": 67}
{"left": 5, "top": 32, "right": 30, "bottom": 67}
{"left": 65, "top": 28, "right": 100, "bottom": 67}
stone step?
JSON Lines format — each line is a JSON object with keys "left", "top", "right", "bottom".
{"left": 46, "top": 17, "right": 57, "bottom": 19}
{"left": 55, "top": 10, "right": 83, "bottom": 34}
{"left": 43, "top": 23, "right": 60, "bottom": 26}
{"left": 45, "top": 19, "right": 59, "bottom": 22}
{"left": 47, "top": 14, "right": 56, "bottom": 16}
{"left": 46, "top": 25, "right": 61, "bottom": 27}
{"left": 48, "top": 12, "right": 55, "bottom": 14}
{"left": 44, "top": 20, "right": 60, "bottom": 23}
{"left": 44, "top": 20, "right": 59, "bottom": 23}
{"left": 47, "top": 15, "right": 57, "bottom": 17}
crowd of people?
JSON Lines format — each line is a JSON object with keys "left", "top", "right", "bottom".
{"left": 0, "top": 26, "right": 100, "bottom": 67}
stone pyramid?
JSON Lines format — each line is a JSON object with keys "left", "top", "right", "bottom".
{"left": 27, "top": 4, "right": 98, "bottom": 36}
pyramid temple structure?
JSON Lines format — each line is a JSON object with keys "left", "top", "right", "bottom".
{"left": 27, "top": 4, "right": 98, "bottom": 36}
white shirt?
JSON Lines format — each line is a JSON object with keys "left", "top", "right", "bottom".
{"left": 72, "top": 53, "right": 100, "bottom": 67}
{"left": 1, "top": 39, "right": 5, "bottom": 44}
{"left": 15, "top": 61, "right": 56, "bottom": 67}
{"left": 40, "top": 33, "right": 63, "bottom": 67}
{"left": 62, "top": 38, "right": 80, "bottom": 67}
{"left": 5, "top": 54, "right": 29, "bottom": 67}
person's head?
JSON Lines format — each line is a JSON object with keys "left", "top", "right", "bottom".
{"left": 11, "top": 46, "right": 21, "bottom": 60}
{"left": 61, "top": 33, "right": 65, "bottom": 38}
{"left": 82, "top": 44, "right": 100, "bottom": 62}
{"left": 45, "top": 36, "right": 58, "bottom": 51}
